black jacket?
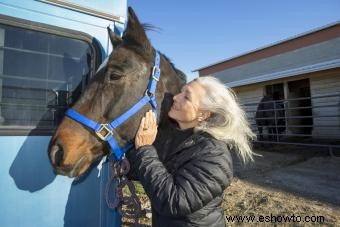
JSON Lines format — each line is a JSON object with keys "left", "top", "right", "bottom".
{"left": 127, "top": 129, "right": 233, "bottom": 227}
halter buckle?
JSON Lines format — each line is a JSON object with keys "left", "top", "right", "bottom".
{"left": 151, "top": 66, "right": 160, "bottom": 81}
{"left": 95, "top": 124, "right": 112, "bottom": 141}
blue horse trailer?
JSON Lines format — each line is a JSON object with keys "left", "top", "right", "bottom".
{"left": 0, "top": 0, "right": 126, "bottom": 226}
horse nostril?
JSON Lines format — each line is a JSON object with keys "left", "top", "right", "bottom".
{"left": 51, "top": 144, "right": 64, "bottom": 166}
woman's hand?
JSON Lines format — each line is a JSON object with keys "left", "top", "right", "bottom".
{"left": 135, "top": 110, "right": 158, "bottom": 149}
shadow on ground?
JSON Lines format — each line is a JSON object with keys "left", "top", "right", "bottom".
{"left": 232, "top": 144, "right": 340, "bottom": 207}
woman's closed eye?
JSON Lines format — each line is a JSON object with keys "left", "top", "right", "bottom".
{"left": 184, "top": 91, "right": 192, "bottom": 101}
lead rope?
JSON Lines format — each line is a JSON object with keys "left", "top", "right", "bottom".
{"left": 105, "top": 157, "right": 143, "bottom": 225}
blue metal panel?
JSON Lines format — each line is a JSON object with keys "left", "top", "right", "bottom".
{"left": 37, "top": 0, "right": 126, "bottom": 20}
{"left": 0, "top": 0, "right": 126, "bottom": 226}
{"left": 0, "top": 136, "right": 121, "bottom": 227}
{"left": 0, "top": 0, "right": 126, "bottom": 59}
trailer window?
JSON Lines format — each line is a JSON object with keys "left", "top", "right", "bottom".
{"left": 0, "top": 24, "right": 94, "bottom": 134}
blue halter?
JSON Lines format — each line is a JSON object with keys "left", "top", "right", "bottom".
{"left": 65, "top": 52, "right": 161, "bottom": 161}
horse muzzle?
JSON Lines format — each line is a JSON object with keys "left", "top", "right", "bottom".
{"left": 48, "top": 141, "right": 92, "bottom": 178}
{"left": 49, "top": 143, "right": 64, "bottom": 167}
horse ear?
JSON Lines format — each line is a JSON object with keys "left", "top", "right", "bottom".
{"left": 123, "top": 7, "right": 152, "bottom": 53}
{"left": 107, "top": 27, "right": 122, "bottom": 48}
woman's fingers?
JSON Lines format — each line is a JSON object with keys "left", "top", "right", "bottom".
{"left": 138, "top": 117, "right": 145, "bottom": 131}
{"left": 151, "top": 111, "right": 155, "bottom": 126}
{"left": 152, "top": 111, "right": 157, "bottom": 126}
{"left": 135, "top": 110, "right": 158, "bottom": 149}
{"left": 144, "top": 111, "right": 148, "bottom": 128}
{"left": 139, "top": 110, "right": 156, "bottom": 132}
{"left": 150, "top": 110, "right": 157, "bottom": 129}
{"left": 146, "top": 110, "right": 152, "bottom": 127}
{"left": 145, "top": 110, "right": 152, "bottom": 127}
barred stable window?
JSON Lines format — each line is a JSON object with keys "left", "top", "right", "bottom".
{"left": 0, "top": 23, "right": 93, "bottom": 134}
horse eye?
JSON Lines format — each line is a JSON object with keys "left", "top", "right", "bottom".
{"left": 110, "top": 73, "right": 124, "bottom": 80}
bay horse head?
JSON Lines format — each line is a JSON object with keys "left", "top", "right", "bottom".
{"left": 48, "top": 7, "right": 186, "bottom": 177}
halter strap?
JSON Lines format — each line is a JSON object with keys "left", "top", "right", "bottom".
{"left": 65, "top": 51, "right": 161, "bottom": 161}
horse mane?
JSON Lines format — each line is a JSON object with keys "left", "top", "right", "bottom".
{"left": 142, "top": 23, "right": 161, "bottom": 33}
{"left": 160, "top": 53, "right": 187, "bottom": 83}
{"left": 121, "top": 24, "right": 187, "bottom": 85}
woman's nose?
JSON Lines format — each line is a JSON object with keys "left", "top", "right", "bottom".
{"left": 173, "top": 93, "right": 180, "bottom": 101}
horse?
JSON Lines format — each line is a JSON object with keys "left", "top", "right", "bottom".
{"left": 255, "top": 95, "right": 286, "bottom": 141}
{"left": 48, "top": 7, "right": 186, "bottom": 178}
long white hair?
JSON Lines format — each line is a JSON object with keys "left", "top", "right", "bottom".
{"left": 195, "top": 76, "right": 256, "bottom": 163}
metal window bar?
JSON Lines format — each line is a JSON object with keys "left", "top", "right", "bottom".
{"left": 0, "top": 46, "right": 82, "bottom": 61}
{"left": 251, "top": 124, "right": 337, "bottom": 128}
{"left": 244, "top": 93, "right": 340, "bottom": 151}
{"left": 243, "top": 93, "right": 340, "bottom": 107}
{"left": 253, "top": 115, "right": 340, "bottom": 120}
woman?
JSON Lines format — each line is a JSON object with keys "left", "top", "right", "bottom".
{"left": 128, "top": 76, "right": 255, "bottom": 226}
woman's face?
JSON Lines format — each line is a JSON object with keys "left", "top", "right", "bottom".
{"left": 168, "top": 81, "right": 207, "bottom": 129}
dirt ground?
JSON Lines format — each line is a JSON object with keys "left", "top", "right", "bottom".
{"left": 225, "top": 144, "right": 340, "bottom": 226}
{"left": 124, "top": 144, "right": 340, "bottom": 226}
